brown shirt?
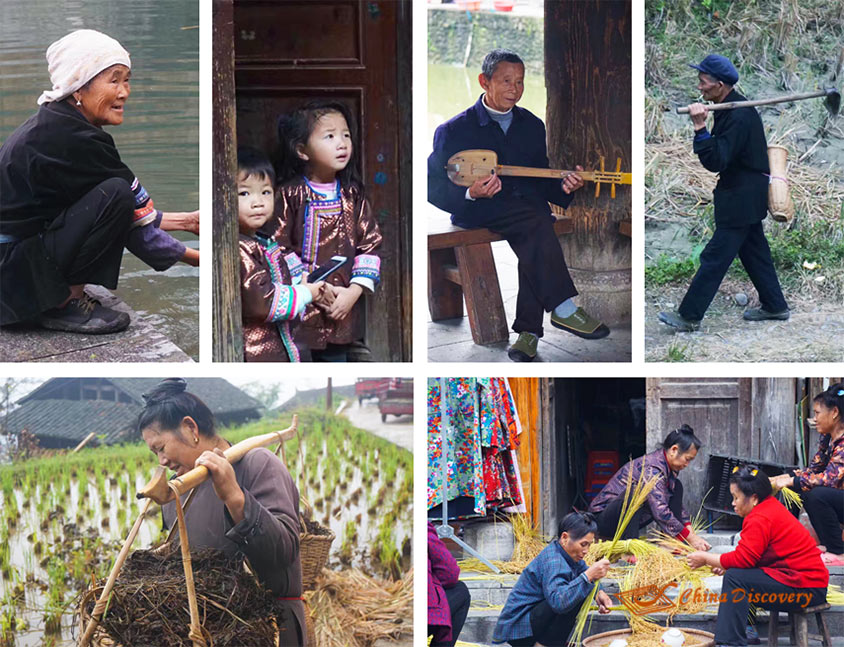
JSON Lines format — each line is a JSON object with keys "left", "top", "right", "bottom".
{"left": 162, "top": 447, "right": 305, "bottom": 644}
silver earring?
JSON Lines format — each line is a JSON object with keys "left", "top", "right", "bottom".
{"left": 75, "top": 98, "right": 81, "bottom": 106}
{"left": 194, "top": 437, "right": 199, "bottom": 443}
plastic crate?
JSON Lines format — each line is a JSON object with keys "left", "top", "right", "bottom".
{"left": 585, "top": 451, "right": 620, "bottom": 485}
{"left": 703, "top": 453, "right": 798, "bottom": 516}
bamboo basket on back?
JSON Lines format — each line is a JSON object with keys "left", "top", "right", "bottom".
{"left": 767, "top": 145, "right": 794, "bottom": 222}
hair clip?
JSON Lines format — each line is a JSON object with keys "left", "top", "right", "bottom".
{"left": 731, "top": 465, "right": 739, "bottom": 473}
{"left": 836, "top": 389, "right": 844, "bottom": 396}
{"left": 751, "top": 469, "right": 758, "bottom": 476}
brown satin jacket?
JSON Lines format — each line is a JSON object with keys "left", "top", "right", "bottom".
{"left": 269, "top": 179, "right": 382, "bottom": 350}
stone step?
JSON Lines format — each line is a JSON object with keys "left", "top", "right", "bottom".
{"left": 0, "top": 284, "right": 191, "bottom": 362}
{"left": 460, "top": 604, "right": 844, "bottom": 646}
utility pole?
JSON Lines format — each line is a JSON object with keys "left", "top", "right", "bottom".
{"left": 326, "top": 378, "right": 332, "bottom": 411}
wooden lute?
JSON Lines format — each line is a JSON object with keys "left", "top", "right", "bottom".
{"left": 445, "top": 149, "right": 632, "bottom": 198}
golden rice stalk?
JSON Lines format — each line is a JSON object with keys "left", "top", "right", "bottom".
{"left": 780, "top": 487, "right": 803, "bottom": 511}
{"left": 828, "top": 584, "right": 844, "bottom": 606}
{"left": 569, "top": 470, "right": 660, "bottom": 646}
{"left": 586, "top": 538, "right": 661, "bottom": 565}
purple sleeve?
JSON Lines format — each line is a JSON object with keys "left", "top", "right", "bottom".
{"left": 428, "top": 525, "right": 460, "bottom": 589}
{"left": 125, "top": 211, "right": 187, "bottom": 271}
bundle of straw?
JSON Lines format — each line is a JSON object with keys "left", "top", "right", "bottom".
{"left": 304, "top": 568, "right": 412, "bottom": 647}
{"left": 779, "top": 487, "right": 803, "bottom": 511}
{"left": 586, "top": 538, "right": 661, "bottom": 565}
{"left": 829, "top": 584, "right": 844, "bottom": 606}
{"left": 458, "top": 513, "right": 549, "bottom": 574}
{"left": 569, "top": 470, "right": 660, "bottom": 646}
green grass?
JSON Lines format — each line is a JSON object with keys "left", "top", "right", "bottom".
{"left": 665, "top": 342, "right": 691, "bottom": 362}
{"left": 645, "top": 254, "right": 698, "bottom": 286}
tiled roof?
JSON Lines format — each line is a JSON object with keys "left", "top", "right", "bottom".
{"left": 4, "top": 399, "right": 137, "bottom": 445}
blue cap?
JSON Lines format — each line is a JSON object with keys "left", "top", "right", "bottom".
{"left": 688, "top": 54, "right": 738, "bottom": 85}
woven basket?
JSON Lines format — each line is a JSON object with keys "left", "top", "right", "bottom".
{"left": 299, "top": 518, "right": 335, "bottom": 590}
{"left": 78, "top": 585, "right": 277, "bottom": 646}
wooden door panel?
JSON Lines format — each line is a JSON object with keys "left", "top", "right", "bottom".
{"left": 234, "top": 1, "right": 363, "bottom": 65}
{"left": 646, "top": 378, "right": 751, "bottom": 518}
{"left": 232, "top": 0, "right": 407, "bottom": 360}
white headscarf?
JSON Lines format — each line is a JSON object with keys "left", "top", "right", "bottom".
{"left": 37, "top": 29, "right": 131, "bottom": 106}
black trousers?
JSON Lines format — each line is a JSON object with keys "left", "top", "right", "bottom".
{"left": 714, "top": 568, "right": 826, "bottom": 646}
{"left": 507, "top": 599, "right": 579, "bottom": 647}
{"left": 41, "top": 177, "right": 134, "bottom": 289}
{"left": 485, "top": 200, "right": 577, "bottom": 337}
{"left": 431, "top": 581, "right": 471, "bottom": 647}
{"left": 803, "top": 486, "right": 844, "bottom": 554}
{"left": 595, "top": 480, "right": 685, "bottom": 540}
{"left": 678, "top": 222, "right": 787, "bottom": 321}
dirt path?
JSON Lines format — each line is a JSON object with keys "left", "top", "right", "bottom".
{"left": 646, "top": 285, "right": 844, "bottom": 362}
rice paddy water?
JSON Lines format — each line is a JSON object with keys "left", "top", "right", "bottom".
{"left": 0, "top": 408, "right": 411, "bottom": 646}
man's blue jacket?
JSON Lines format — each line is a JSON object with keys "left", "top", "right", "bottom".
{"left": 427, "top": 95, "right": 573, "bottom": 229}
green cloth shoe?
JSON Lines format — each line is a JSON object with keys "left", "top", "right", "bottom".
{"left": 743, "top": 307, "right": 790, "bottom": 321}
{"left": 658, "top": 310, "right": 700, "bottom": 332}
{"left": 508, "top": 332, "right": 538, "bottom": 362}
{"left": 550, "top": 307, "right": 610, "bottom": 339}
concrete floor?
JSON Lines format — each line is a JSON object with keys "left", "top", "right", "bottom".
{"left": 428, "top": 241, "right": 632, "bottom": 362}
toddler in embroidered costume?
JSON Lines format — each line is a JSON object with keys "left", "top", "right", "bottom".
{"left": 272, "top": 100, "right": 383, "bottom": 362}
{"left": 237, "top": 148, "right": 328, "bottom": 362}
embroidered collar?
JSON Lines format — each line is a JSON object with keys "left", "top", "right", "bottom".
{"left": 303, "top": 176, "right": 340, "bottom": 199}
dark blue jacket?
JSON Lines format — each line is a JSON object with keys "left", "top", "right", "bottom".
{"left": 693, "top": 89, "right": 769, "bottom": 228}
{"left": 427, "top": 95, "right": 573, "bottom": 228}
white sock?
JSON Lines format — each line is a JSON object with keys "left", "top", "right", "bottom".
{"left": 554, "top": 298, "right": 577, "bottom": 318}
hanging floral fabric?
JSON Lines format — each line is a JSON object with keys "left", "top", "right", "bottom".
{"left": 478, "top": 378, "right": 523, "bottom": 510}
{"left": 427, "top": 378, "right": 485, "bottom": 515}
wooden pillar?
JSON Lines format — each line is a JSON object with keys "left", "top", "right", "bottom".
{"left": 545, "top": 0, "right": 631, "bottom": 325}
{"left": 212, "top": 0, "right": 244, "bottom": 361}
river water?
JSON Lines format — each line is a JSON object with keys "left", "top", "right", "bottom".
{"left": 427, "top": 63, "right": 547, "bottom": 142}
{"left": 0, "top": 0, "right": 199, "bottom": 360}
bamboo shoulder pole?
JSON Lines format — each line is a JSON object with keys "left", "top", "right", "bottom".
{"left": 71, "top": 432, "right": 96, "bottom": 454}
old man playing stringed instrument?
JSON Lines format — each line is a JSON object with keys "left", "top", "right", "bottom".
{"left": 428, "top": 48, "right": 628, "bottom": 361}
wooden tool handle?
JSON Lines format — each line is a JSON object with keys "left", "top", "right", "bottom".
{"left": 676, "top": 89, "right": 828, "bottom": 114}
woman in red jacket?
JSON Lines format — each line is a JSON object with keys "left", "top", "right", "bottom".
{"left": 688, "top": 465, "right": 828, "bottom": 647}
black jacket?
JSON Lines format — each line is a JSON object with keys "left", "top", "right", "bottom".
{"left": 427, "top": 95, "right": 573, "bottom": 228}
{"left": 693, "top": 89, "right": 769, "bottom": 227}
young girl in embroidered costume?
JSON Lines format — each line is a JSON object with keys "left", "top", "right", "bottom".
{"left": 237, "top": 148, "right": 328, "bottom": 362}
{"left": 273, "top": 100, "right": 383, "bottom": 362}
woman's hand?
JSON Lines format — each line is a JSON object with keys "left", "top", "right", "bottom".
{"left": 195, "top": 448, "right": 244, "bottom": 523}
{"left": 687, "top": 532, "right": 712, "bottom": 552}
{"left": 687, "top": 551, "right": 712, "bottom": 569}
{"left": 161, "top": 210, "right": 200, "bottom": 235}
{"left": 585, "top": 558, "right": 611, "bottom": 583}
{"left": 771, "top": 474, "right": 793, "bottom": 490}
{"left": 327, "top": 283, "right": 363, "bottom": 320}
{"left": 181, "top": 247, "right": 199, "bottom": 266}
{"left": 595, "top": 590, "right": 613, "bottom": 614}
{"left": 302, "top": 280, "right": 325, "bottom": 302}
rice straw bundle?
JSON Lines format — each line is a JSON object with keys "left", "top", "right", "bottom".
{"left": 586, "top": 538, "right": 661, "bottom": 565}
{"left": 779, "top": 487, "right": 803, "bottom": 511}
{"left": 569, "top": 470, "right": 660, "bottom": 646}
{"left": 458, "top": 513, "right": 549, "bottom": 574}
{"left": 828, "top": 584, "right": 844, "bottom": 606}
{"left": 304, "top": 567, "right": 412, "bottom": 647}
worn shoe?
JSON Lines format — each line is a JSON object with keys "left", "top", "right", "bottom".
{"left": 508, "top": 332, "right": 538, "bottom": 362}
{"left": 743, "top": 307, "right": 790, "bottom": 321}
{"left": 38, "top": 294, "right": 130, "bottom": 334}
{"left": 658, "top": 310, "right": 701, "bottom": 332}
{"left": 550, "top": 307, "right": 610, "bottom": 339}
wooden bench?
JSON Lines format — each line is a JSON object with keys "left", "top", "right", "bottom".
{"left": 767, "top": 603, "right": 832, "bottom": 647}
{"left": 428, "top": 213, "right": 574, "bottom": 345}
